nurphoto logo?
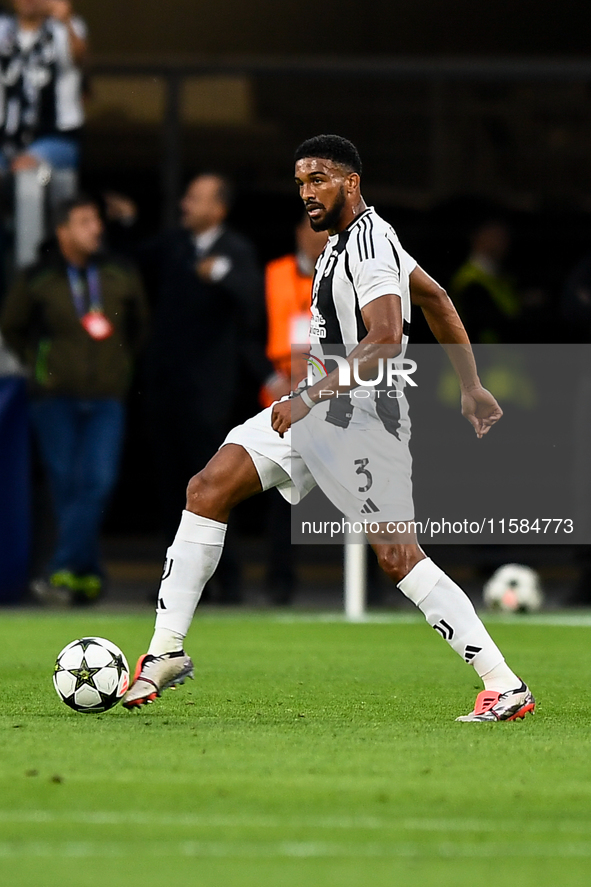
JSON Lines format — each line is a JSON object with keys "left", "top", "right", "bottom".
{"left": 306, "top": 354, "right": 418, "bottom": 388}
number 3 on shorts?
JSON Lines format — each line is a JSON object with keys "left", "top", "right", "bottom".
{"left": 354, "top": 458, "right": 373, "bottom": 493}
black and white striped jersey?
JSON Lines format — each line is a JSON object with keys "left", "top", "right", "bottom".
{"left": 309, "top": 206, "right": 415, "bottom": 348}
{"left": 306, "top": 207, "right": 416, "bottom": 435}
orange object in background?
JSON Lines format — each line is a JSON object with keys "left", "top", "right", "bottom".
{"left": 265, "top": 253, "right": 312, "bottom": 387}
{"left": 260, "top": 219, "right": 328, "bottom": 407}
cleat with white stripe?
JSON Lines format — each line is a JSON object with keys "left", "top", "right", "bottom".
{"left": 122, "top": 652, "right": 194, "bottom": 709}
{"left": 456, "top": 681, "right": 535, "bottom": 722}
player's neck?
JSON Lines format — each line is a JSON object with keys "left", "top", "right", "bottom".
{"left": 329, "top": 197, "right": 367, "bottom": 235}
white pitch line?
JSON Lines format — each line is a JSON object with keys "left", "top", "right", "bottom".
{"left": 1, "top": 810, "right": 591, "bottom": 835}
{"left": 231, "top": 611, "right": 591, "bottom": 627}
{"left": 1, "top": 839, "right": 591, "bottom": 859}
{"left": 2, "top": 609, "right": 591, "bottom": 627}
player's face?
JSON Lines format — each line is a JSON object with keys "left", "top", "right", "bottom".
{"left": 295, "top": 158, "right": 350, "bottom": 233}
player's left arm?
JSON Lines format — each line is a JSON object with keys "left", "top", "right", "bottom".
{"left": 409, "top": 264, "right": 502, "bottom": 438}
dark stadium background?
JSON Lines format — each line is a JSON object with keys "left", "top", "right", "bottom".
{"left": 28, "top": 0, "right": 591, "bottom": 598}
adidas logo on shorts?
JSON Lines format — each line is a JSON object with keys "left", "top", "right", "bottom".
{"left": 360, "top": 498, "right": 380, "bottom": 514}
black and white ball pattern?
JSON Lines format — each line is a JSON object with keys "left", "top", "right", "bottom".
{"left": 53, "top": 637, "right": 130, "bottom": 713}
{"left": 483, "top": 564, "right": 543, "bottom": 613}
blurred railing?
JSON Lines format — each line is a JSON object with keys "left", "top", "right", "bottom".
{"left": 88, "top": 56, "right": 591, "bottom": 223}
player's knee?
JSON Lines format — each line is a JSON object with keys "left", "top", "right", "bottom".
{"left": 185, "top": 469, "right": 219, "bottom": 515}
{"left": 376, "top": 546, "right": 421, "bottom": 584}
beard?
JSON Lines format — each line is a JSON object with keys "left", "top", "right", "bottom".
{"left": 309, "top": 186, "right": 347, "bottom": 232}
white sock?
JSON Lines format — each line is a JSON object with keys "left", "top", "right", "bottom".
{"left": 480, "top": 661, "right": 522, "bottom": 695}
{"left": 397, "top": 558, "right": 519, "bottom": 691}
{"left": 148, "top": 628, "right": 184, "bottom": 656}
{"left": 147, "top": 510, "right": 226, "bottom": 656}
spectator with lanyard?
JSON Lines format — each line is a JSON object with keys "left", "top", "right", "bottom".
{"left": 0, "top": 0, "right": 86, "bottom": 175}
{"left": 0, "top": 196, "right": 148, "bottom": 605}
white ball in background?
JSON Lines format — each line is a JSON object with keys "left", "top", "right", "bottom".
{"left": 483, "top": 563, "right": 544, "bottom": 613}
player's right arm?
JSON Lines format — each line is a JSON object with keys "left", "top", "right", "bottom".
{"left": 270, "top": 293, "right": 402, "bottom": 437}
{"left": 303, "top": 232, "right": 406, "bottom": 402}
{"left": 409, "top": 265, "right": 503, "bottom": 438}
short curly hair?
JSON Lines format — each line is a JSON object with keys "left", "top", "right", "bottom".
{"left": 294, "top": 134, "right": 362, "bottom": 175}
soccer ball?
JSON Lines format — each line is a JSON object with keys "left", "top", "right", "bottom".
{"left": 53, "top": 637, "right": 130, "bottom": 713}
{"left": 483, "top": 564, "right": 543, "bottom": 613}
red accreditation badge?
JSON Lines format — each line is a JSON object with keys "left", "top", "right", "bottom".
{"left": 80, "top": 311, "right": 114, "bottom": 341}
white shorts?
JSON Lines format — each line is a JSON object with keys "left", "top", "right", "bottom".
{"left": 222, "top": 402, "right": 414, "bottom": 523}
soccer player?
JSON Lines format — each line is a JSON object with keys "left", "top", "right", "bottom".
{"left": 123, "top": 135, "right": 535, "bottom": 723}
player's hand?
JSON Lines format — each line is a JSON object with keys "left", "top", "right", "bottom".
{"left": 46, "top": 1, "right": 73, "bottom": 22}
{"left": 271, "top": 395, "right": 310, "bottom": 437}
{"left": 461, "top": 386, "right": 503, "bottom": 439}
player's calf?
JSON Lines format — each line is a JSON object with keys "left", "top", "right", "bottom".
{"left": 124, "top": 445, "right": 265, "bottom": 708}
{"left": 387, "top": 555, "right": 532, "bottom": 715}
{"left": 373, "top": 542, "right": 425, "bottom": 584}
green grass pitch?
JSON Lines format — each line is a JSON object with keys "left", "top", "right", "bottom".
{"left": 1, "top": 610, "right": 591, "bottom": 887}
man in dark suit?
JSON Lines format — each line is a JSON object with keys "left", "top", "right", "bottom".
{"left": 107, "top": 175, "right": 284, "bottom": 602}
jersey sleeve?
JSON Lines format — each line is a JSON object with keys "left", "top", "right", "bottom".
{"left": 349, "top": 224, "right": 402, "bottom": 310}
{"left": 401, "top": 247, "right": 417, "bottom": 275}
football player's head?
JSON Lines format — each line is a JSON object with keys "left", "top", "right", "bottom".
{"left": 294, "top": 135, "right": 362, "bottom": 233}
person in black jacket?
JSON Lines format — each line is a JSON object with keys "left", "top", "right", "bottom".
{"left": 107, "top": 175, "right": 284, "bottom": 603}
{"left": 0, "top": 195, "right": 148, "bottom": 604}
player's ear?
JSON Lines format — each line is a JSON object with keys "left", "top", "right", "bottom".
{"left": 346, "top": 172, "right": 360, "bottom": 195}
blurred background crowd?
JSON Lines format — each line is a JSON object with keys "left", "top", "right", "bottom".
{"left": 1, "top": 0, "right": 591, "bottom": 609}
